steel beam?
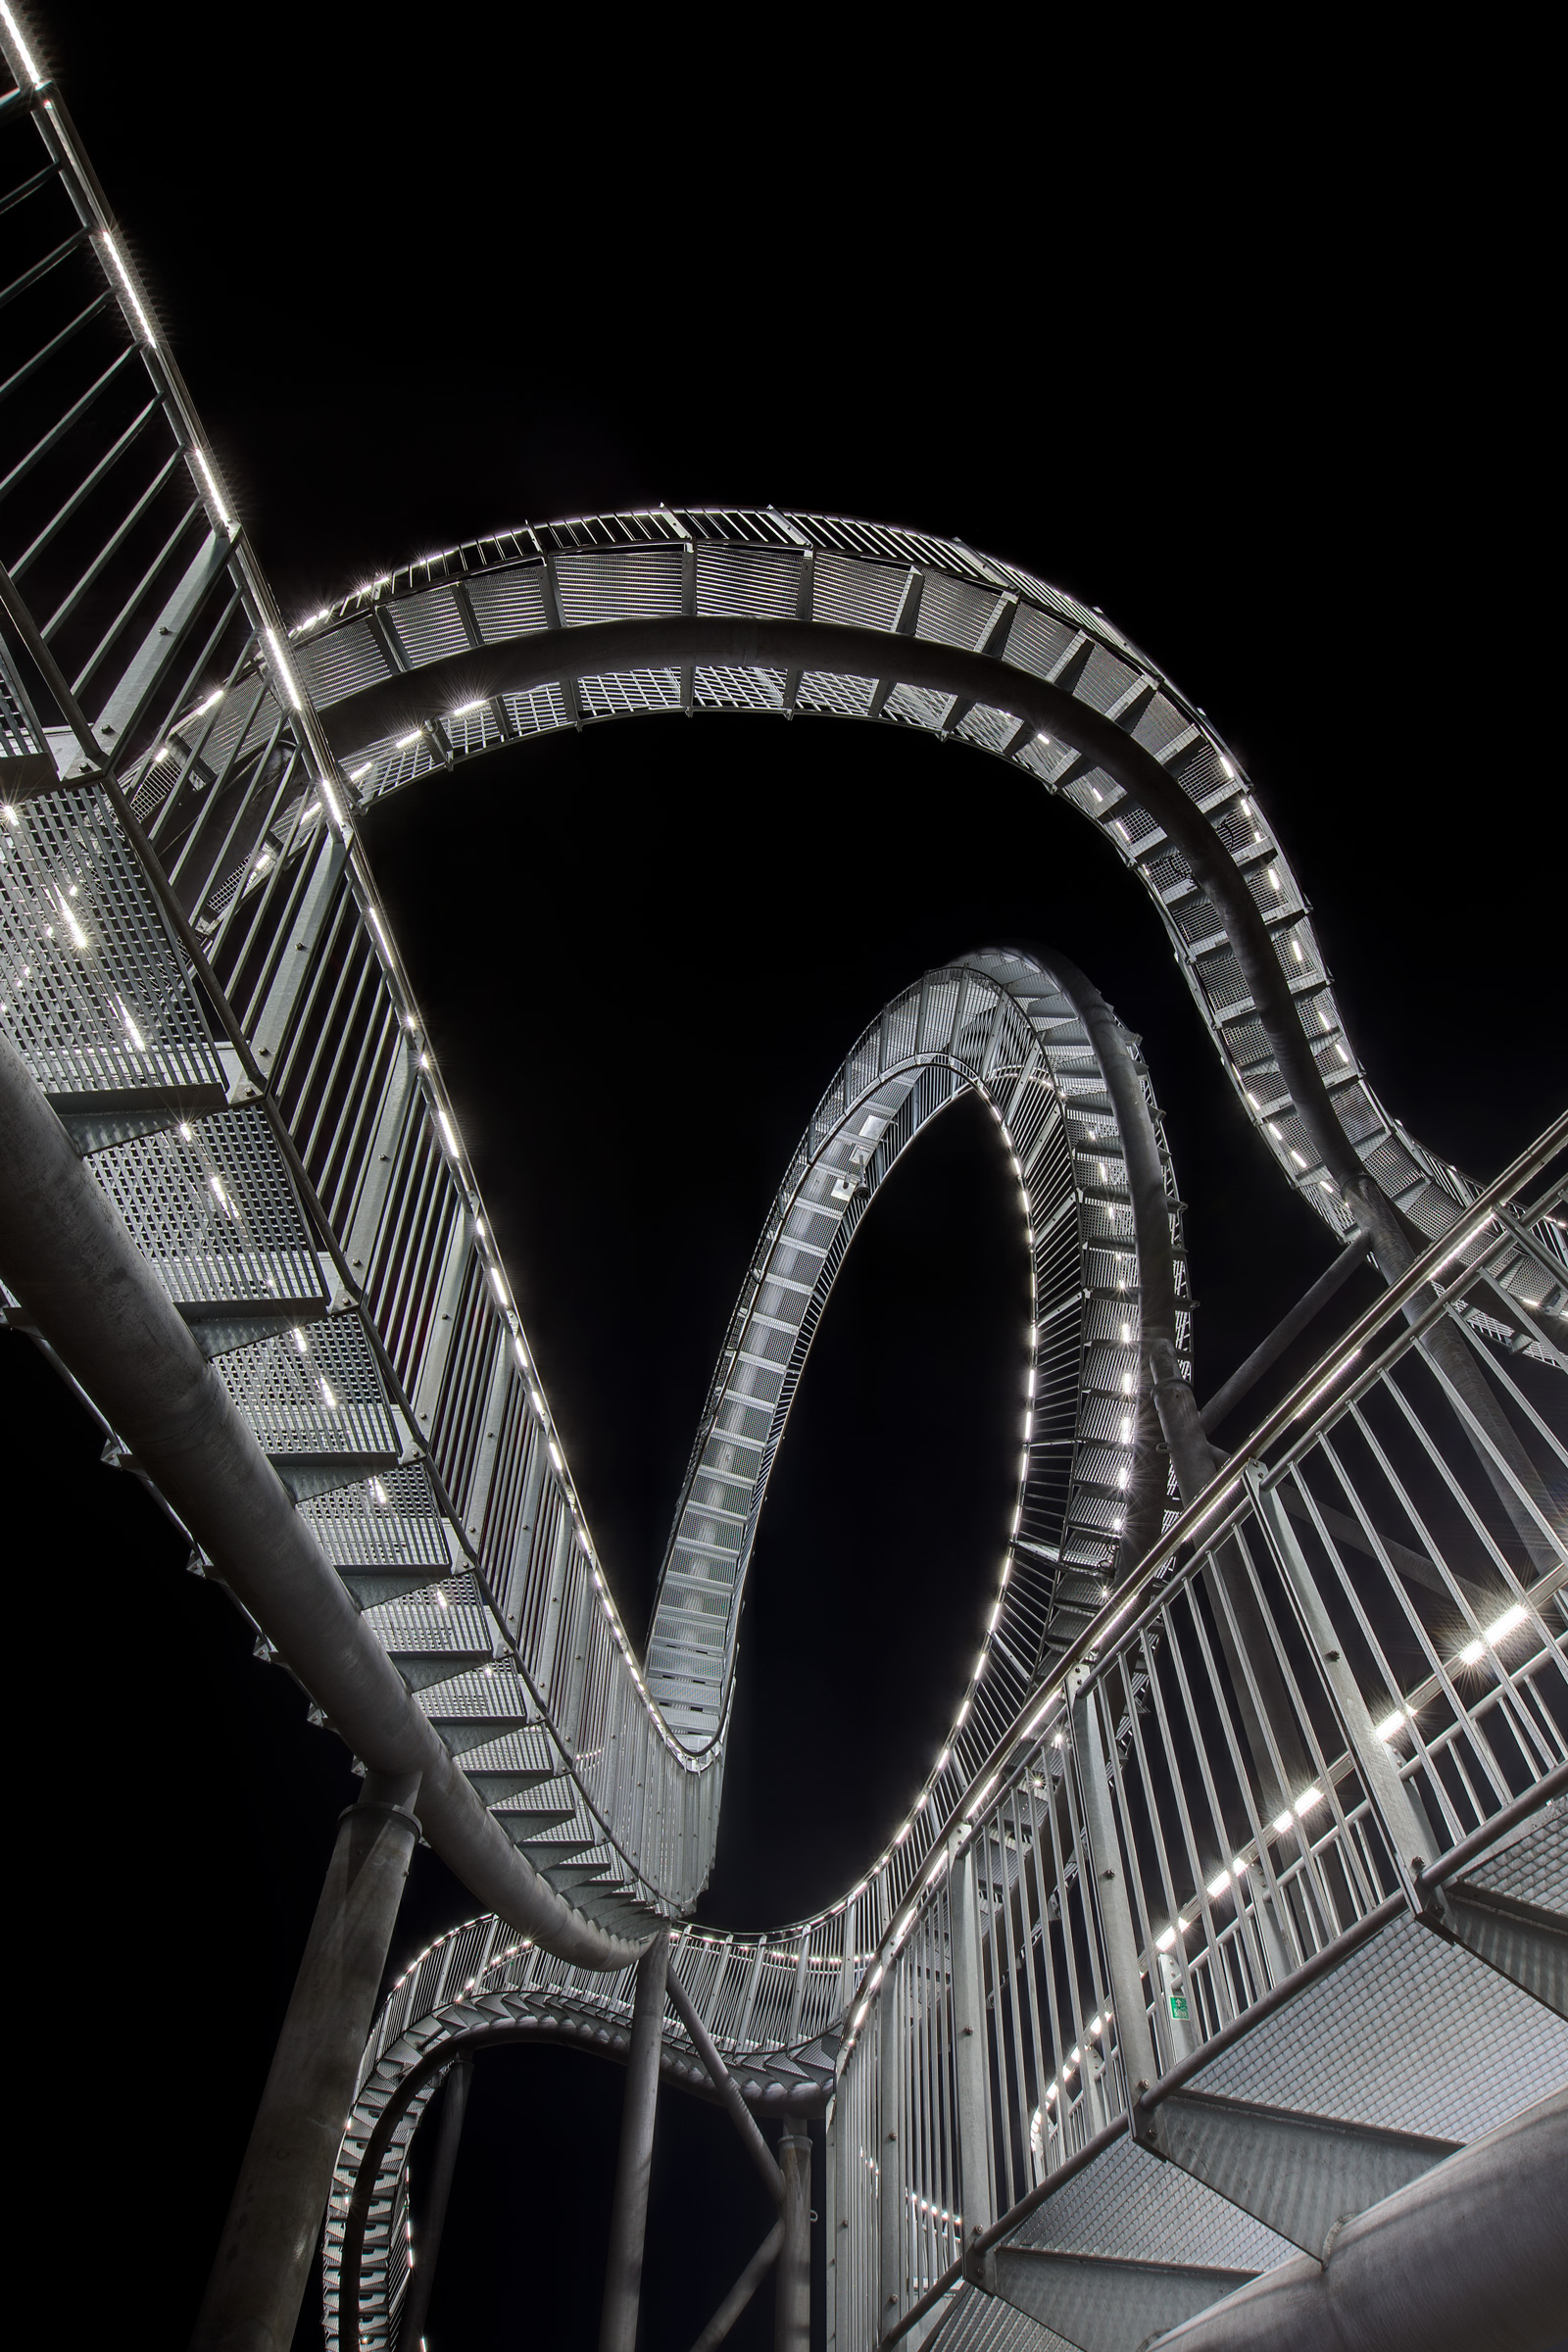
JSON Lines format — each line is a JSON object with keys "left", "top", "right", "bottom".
{"left": 688, "top": 2222, "right": 782, "bottom": 2352}
{"left": 190, "top": 1770, "right": 421, "bottom": 2352}
{"left": 664, "top": 1973, "right": 787, "bottom": 2207}
{"left": 1066, "top": 1671, "right": 1160, "bottom": 2113}
{"left": 774, "top": 2126, "right": 811, "bottom": 2352}
{"left": 949, "top": 1844, "right": 995, "bottom": 2251}
{"left": 1199, "top": 1228, "right": 1371, "bottom": 1434}
{"left": 600, "top": 1932, "right": 671, "bottom": 2352}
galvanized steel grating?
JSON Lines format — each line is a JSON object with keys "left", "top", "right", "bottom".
{"left": 213, "top": 1310, "right": 399, "bottom": 1461}
{"left": 88, "top": 1104, "right": 323, "bottom": 1306}
{"left": 0, "top": 780, "right": 221, "bottom": 1100}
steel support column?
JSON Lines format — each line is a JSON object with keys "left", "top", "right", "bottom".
{"left": 190, "top": 1768, "right": 422, "bottom": 2352}
{"left": 399, "top": 2053, "right": 471, "bottom": 2352}
{"left": 599, "top": 1930, "right": 671, "bottom": 2352}
{"left": 775, "top": 2126, "right": 811, "bottom": 2352}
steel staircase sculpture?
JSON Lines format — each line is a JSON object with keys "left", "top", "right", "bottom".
{"left": 1, "top": 21, "right": 1564, "bottom": 2350}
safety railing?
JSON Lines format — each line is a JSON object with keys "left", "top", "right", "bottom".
{"left": 328, "top": 1111, "right": 1565, "bottom": 2349}
{"left": 831, "top": 1110, "right": 1566, "bottom": 2342}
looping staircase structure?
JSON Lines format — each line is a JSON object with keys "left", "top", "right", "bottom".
{"left": 2, "top": 22, "right": 1565, "bottom": 2352}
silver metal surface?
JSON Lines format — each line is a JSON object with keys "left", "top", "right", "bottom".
{"left": 989, "top": 2249, "right": 1254, "bottom": 2352}
{"left": 1, "top": 28, "right": 1564, "bottom": 2350}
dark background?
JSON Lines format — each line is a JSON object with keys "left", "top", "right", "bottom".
{"left": 4, "top": 8, "right": 1559, "bottom": 2348}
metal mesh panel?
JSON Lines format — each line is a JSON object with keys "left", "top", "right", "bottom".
{"left": 88, "top": 1104, "right": 322, "bottom": 1305}
{"left": 215, "top": 1309, "right": 398, "bottom": 1458}
{"left": 916, "top": 572, "right": 1000, "bottom": 652}
{"left": 695, "top": 541, "right": 802, "bottom": 617}
{"left": 293, "top": 619, "right": 390, "bottom": 705}
{"left": 693, "top": 663, "right": 785, "bottom": 711}
{"left": 885, "top": 682, "right": 955, "bottom": 730}
{"left": 797, "top": 669, "right": 876, "bottom": 716}
{"left": 938, "top": 2286, "right": 1071, "bottom": 2352}
{"left": 299, "top": 1463, "right": 450, "bottom": 1574}
{"left": 556, "top": 544, "right": 684, "bottom": 621}
{"left": 0, "top": 782, "right": 220, "bottom": 1096}
{"left": 463, "top": 564, "right": 550, "bottom": 642}
{"left": 576, "top": 666, "right": 681, "bottom": 717}
{"left": 386, "top": 585, "right": 467, "bottom": 666}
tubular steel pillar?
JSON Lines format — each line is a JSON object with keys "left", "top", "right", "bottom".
{"left": 191, "top": 1769, "right": 421, "bottom": 2352}
{"left": 599, "top": 1930, "right": 671, "bottom": 2352}
{"left": 399, "top": 2054, "right": 471, "bottom": 2352}
{"left": 775, "top": 2126, "right": 812, "bottom": 2352}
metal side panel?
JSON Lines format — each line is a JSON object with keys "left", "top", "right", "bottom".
{"left": 246, "top": 830, "right": 348, "bottom": 1066}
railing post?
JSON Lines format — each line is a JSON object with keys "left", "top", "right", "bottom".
{"left": 191, "top": 1768, "right": 421, "bottom": 2352}
{"left": 950, "top": 1844, "right": 994, "bottom": 2260}
{"left": 878, "top": 1972, "right": 902, "bottom": 2337}
{"left": 775, "top": 2125, "right": 811, "bottom": 2352}
{"left": 1246, "top": 1468, "right": 1437, "bottom": 1905}
{"left": 1067, "top": 1670, "right": 1160, "bottom": 2137}
{"left": 599, "top": 1931, "right": 670, "bottom": 2352}
{"left": 824, "top": 2097, "right": 839, "bottom": 2351}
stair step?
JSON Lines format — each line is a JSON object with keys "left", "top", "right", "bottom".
{"left": 388, "top": 1647, "right": 491, "bottom": 1693}
{"left": 493, "top": 1808, "right": 575, "bottom": 1838}
{"left": 465, "top": 1770, "right": 564, "bottom": 1805}
{"left": 425, "top": 1714, "right": 529, "bottom": 1756}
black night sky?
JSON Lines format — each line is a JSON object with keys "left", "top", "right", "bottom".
{"left": 5, "top": 11, "right": 1560, "bottom": 2349}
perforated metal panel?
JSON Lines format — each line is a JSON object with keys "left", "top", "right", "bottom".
{"left": 88, "top": 1105, "right": 323, "bottom": 1306}
{"left": 214, "top": 1310, "right": 398, "bottom": 1458}
{"left": 298, "top": 1463, "right": 450, "bottom": 1574}
{"left": 0, "top": 782, "right": 221, "bottom": 1099}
